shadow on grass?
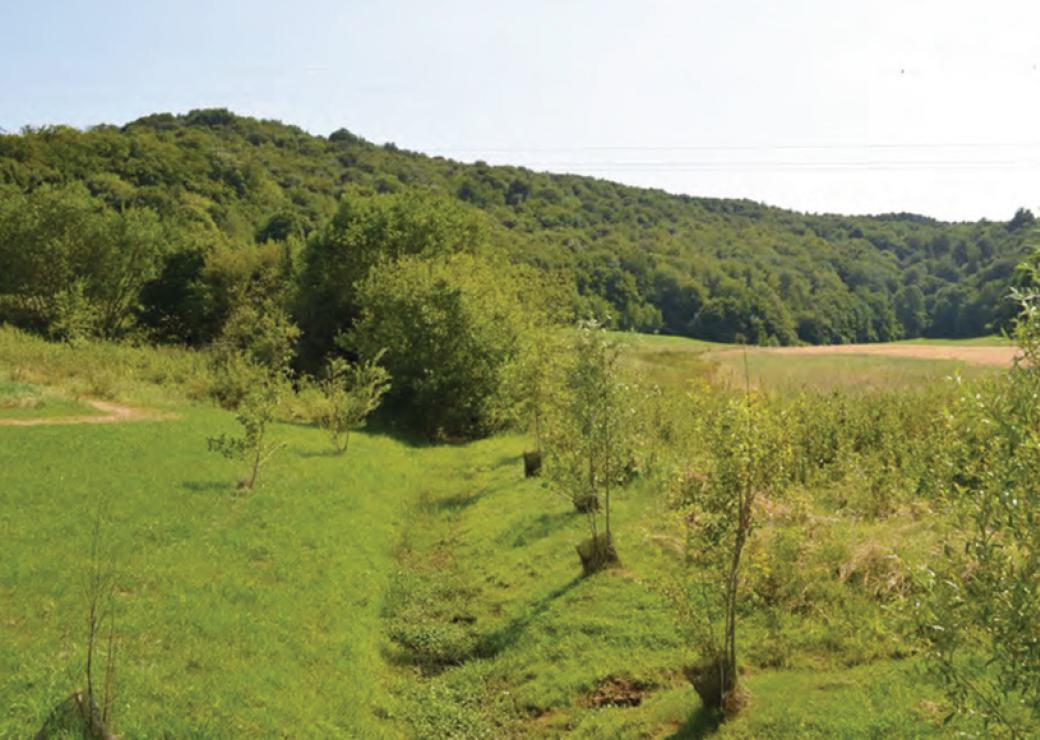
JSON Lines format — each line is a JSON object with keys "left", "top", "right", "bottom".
{"left": 475, "top": 576, "right": 582, "bottom": 659}
{"left": 417, "top": 489, "right": 491, "bottom": 514}
{"left": 295, "top": 448, "right": 346, "bottom": 459}
{"left": 274, "top": 417, "right": 319, "bottom": 430}
{"left": 356, "top": 415, "right": 457, "bottom": 449}
{"left": 416, "top": 473, "right": 522, "bottom": 514}
{"left": 496, "top": 453, "right": 525, "bottom": 471}
{"left": 358, "top": 412, "right": 524, "bottom": 450}
{"left": 501, "top": 510, "right": 578, "bottom": 547}
{"left": 667, "top": 705, "right": 719, "bottom": 738}
{"left": 383, "top": 577, "right": 582, "bottom": 673}
{"left": 272, "top": 412, "right": 438, "bottom": 449}
{"left": 35, "top": 692, "right": 97, "bottom": 739}
{"left": 181, "top": 480, "right": 231, "bottom": 493}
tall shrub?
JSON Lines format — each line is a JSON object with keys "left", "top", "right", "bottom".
{"left": 345, "top": 253, "right": 539, "bottom": 439}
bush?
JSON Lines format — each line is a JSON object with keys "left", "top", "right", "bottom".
{"left": 207, "top": 370, "right": 284, "bottom": 491}
{"left": 0, "top": 184, "right": 166, "bottom": 339}
{"left": 297, "top": 190, "right": 488, "bottom": 363}
{"left": 312, "top": 355, "right": 390, "bottom": 453}
{"left": 919, "top": 275, "right": 1040, "bottom": 733}
{"left": 576, "top": 533, "right": 620, "bottom": 576}
{"left": 209, "top": 300, "right": 299, "bottom": 410}
{"left": 346, "top": 253, "right": 544, "bottom": 439}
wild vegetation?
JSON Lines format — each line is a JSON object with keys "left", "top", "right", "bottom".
{"left": 3, "top": 300, "right": 1038, "bottom": 736}
{"left": 311, "top": 355, "right": 390, "bottom": 454}
{"left": 2, "top": 108, "right": 1040, "bottom": 737}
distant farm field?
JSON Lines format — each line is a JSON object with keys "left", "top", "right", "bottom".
{"left": 620, "top": 333, "right": 1012, "bottom": 393}
{"left": 717, "top": 340, "right": 1014, "bottom": 367}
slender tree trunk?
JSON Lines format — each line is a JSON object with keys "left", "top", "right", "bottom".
{"left": 85, "top": 511, "right": 102, "bottom": 713}
{"left": 533, "top": 404, "right": 542, "bottom": 454}
{"left": 85, "top": 598, "right": 97, "bottom": 719}
{"left": 724, "top": 524, "right": 747, "bottom": 692}
{"left": 102, "top": 595, "right": 116, "bottom": 725}
{"left": 588, "top": 447, "right": 598, "bottom": 540}
{"left": 246, "top": 446, "right": 261, "bottom": 489}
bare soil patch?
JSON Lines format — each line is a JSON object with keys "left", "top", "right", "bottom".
{"left": 581, "top": 677, "right": 653, "bottom": 708}
{"left": 0, "top": 399, "right": 160, "bottom": 427}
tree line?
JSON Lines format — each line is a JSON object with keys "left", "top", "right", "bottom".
{"left": 0, "top": 108, "right": 1033, "bottom": 355}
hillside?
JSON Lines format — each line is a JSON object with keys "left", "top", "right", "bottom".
{"left": 0, "top": 108, "right": 1033, "bottom": 346}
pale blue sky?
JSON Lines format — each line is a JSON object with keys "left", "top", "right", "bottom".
{"left": 3, "top": 0, "right": 1040, "bottom": 220}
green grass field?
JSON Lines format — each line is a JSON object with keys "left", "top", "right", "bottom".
{"left": 899, "top": 335, "right": 1010, "bottom": 346}
{"left": 0, "top": 330, "right": 1010, "bottom": 737}
{"left": 1, "top": 406, "right": 424, "bottom": 736}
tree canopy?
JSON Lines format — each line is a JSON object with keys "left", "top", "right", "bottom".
{"left": 0, "top": 109, "right": 1032, "bottom": 349}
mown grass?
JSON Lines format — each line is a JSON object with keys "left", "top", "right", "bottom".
{"left": 610, "top": 332, "right": 729, "bottom": 351}
{"left": 0, "top": 406, "right": 434, "bottom": 736}
{"left": 0, "top": 328, "right": 1015, "bottom": 737}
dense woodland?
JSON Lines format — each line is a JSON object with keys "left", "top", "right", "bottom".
{"left": 0, "top": 108, "right": 1034, "bottom": 355}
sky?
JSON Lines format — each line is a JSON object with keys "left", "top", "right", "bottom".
{"left": 3, "top": 0, "right": 1040, "bottom": 221}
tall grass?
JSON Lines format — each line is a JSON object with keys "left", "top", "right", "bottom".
{"left": 0, "top": 326, "right": 214, "bottom": 405}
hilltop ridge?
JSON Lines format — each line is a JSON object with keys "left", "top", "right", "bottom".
{"left": 1, "top": 108, "right": 1032, "bottom": 344}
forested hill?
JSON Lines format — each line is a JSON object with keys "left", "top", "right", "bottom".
{"left": 0, "top": 108, "right": 1034, "bottom": 346}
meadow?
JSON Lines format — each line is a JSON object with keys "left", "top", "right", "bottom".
{"left": 0, "top": 327, "right": 1024, "bottom": 738}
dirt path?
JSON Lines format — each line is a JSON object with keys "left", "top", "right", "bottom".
{"left": 0, "top": 400, "right": 160, "bottom": 427}
{"left": 713, "top": 343, "right": 1017, "bottom": 367}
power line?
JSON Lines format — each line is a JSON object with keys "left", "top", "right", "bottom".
{"left": 425, "top": 141, "right": 1040, "bottom": 154}
{"left": 505, "top": 159, "right": 1027, "bottom": 167}
{"left": 449, "top": 159, "right": 1040, "bottom": 174}
{"left": 422, "top": 141, "right": 1040, "bottom": 174}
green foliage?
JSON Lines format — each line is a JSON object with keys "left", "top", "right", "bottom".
{"left": 297, "top": 190, "right": 488, "bottom": 362}
{"left": 0, "top": 110, "right": 1030, "bottom": 355}
{"left": 209, "top": 300, "right": 299, "bottom": 409}
{"left": 0, "top": 183, "right": 166, "bottom": 339}
{"left": 48, "top": 279, "right": 100, "bottom": 344}
{"left": 544, "top": 322, "right": 636, "bottom": 571}
{"left": 894, "top": 285, "right": 926, "bottom": 338}
{"left": 345, "top": 253, "right": 540, "bottom": 439}
{"left": 213, "top": 300, "right": 298, "bottom": 379}
{"left": 674, "top": 383, "right": 788, "bottom": 712}
{"left": 207, "top": 372, "right": 284, "bottom": 491}
{"left": 501, "top": 328, "right": 566, "bottom": 454}
{"left": 206, "top": 299, "right": 296, "bottom": 488}
{"left": 919, "top": 268, "right": 1040, "bottom": 734}
{"left": 312, "top": 354, "right": 390, "bottom": 453}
